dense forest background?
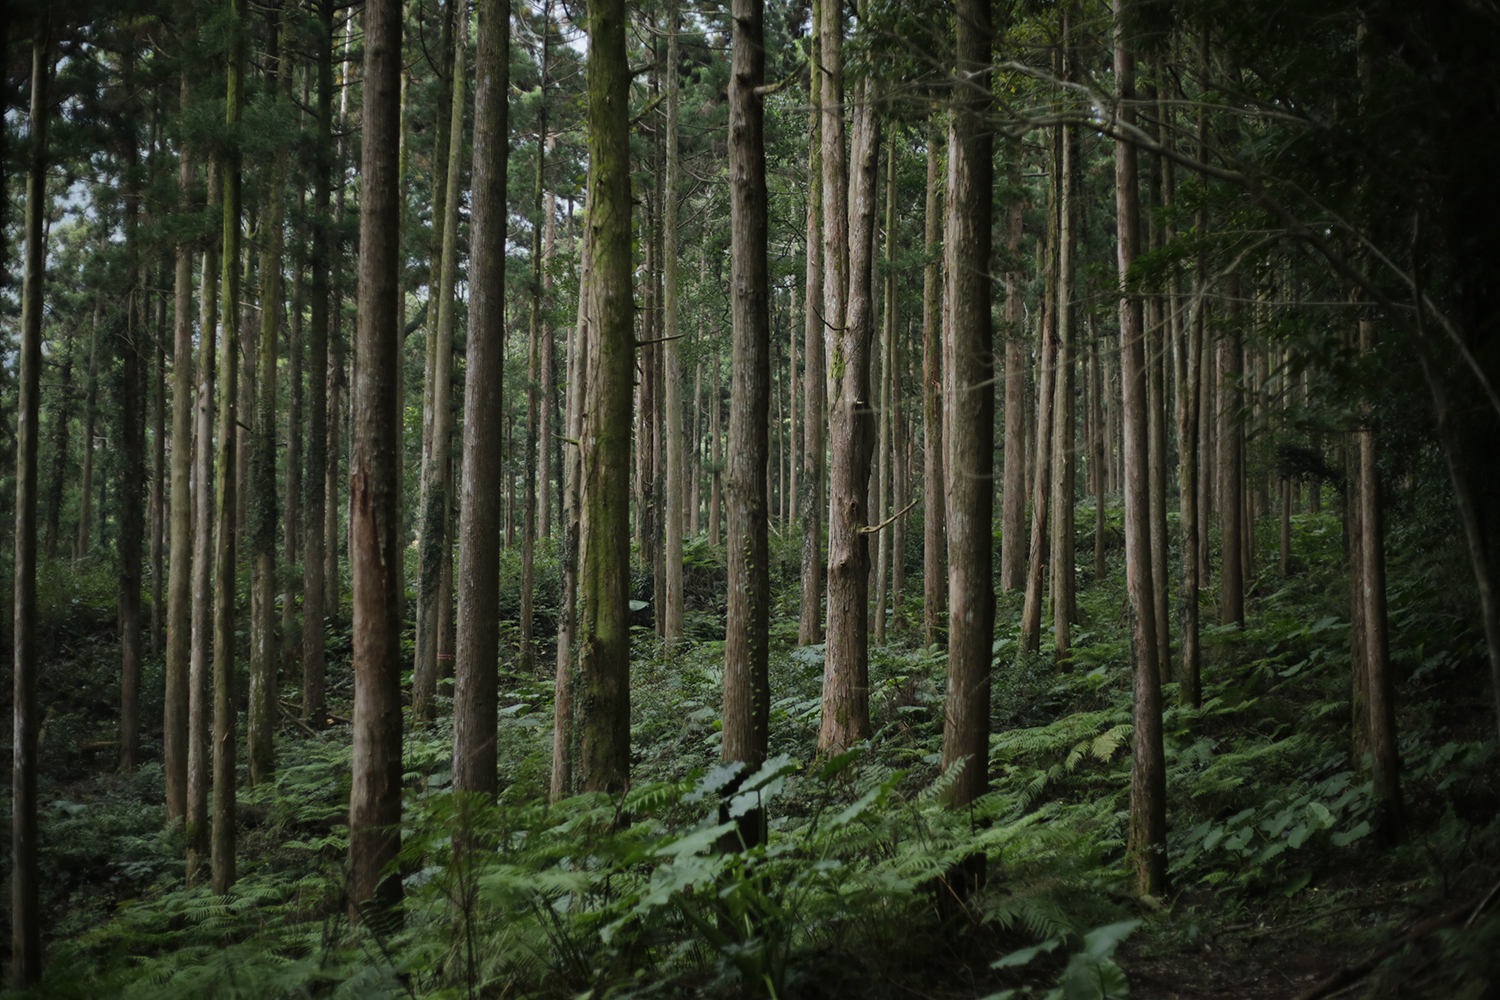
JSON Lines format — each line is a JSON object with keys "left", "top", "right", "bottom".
{"left": 3, "top": 0, "right": 1500, "bottom": 996}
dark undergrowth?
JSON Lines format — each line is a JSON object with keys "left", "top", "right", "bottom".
{"left": 3, "top": 500, "right": 1499, "bottom": 999}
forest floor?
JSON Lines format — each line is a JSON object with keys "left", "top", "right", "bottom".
{"left": 6, "top": 512, "right": 1500, "bottom": 999}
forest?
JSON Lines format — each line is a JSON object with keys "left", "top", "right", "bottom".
{"left": 3, "top": 0, "right": 1500, "bottom": 995}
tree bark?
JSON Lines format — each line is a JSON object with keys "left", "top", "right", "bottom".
{"left": 710, "top": 352, "right": 722, "bottom": 545}
{"left": 42, "top": 327, "right": 74, "bottom": 562}
{"left": 723, "top": 0, "right": 771, "bottom": 847}
{"left": 1358, "top": 318, "right": 1403, "bottom": 843}
{"left": 417, "top": 0, "right": 467, "bottom": 715}
{"left": 119, "top": 77, "right": 146, "bottom": 775}
{"left": 815, "top": 0, "right": 850, "bottom": 658}
{"left": 576, "top": 0, "right": 634, "bottom": 793}
{"left": 1116, "top": 4, "right": 1167, "bottom": 896}
{"left": 1051, "top": 75, "right": 1078, "bottom": 661}
{"left": 212, "top": 0, "right": 246, "bottom": 892}
{"left": 797, "top": 3, "right": 825, "bottom": 646}
{"left": 250, "top": 12, "right": 291, "bottom": 785}
{"left": 552, "top": 228, "right": 590, "bottom": 801}
{"left": 1019, "top": 209, "right": 1057, "bottom": 657}
{"left": 303, "top": 0, "right": 335, "bottom": 725}
{"left": 454, "top": 0, "right": 509, "bottom": 799}
{"left": 13, "top": 33, "right": 48, "bottom": 986}
{"left": 187, "top": 160, "right": 220, "bottom": 883}
{"left": 520, "top": 25, "right": 549, "bottom": 670}
{"left": 663, "top": 0, "right": 686, "bottom": 644}
{"left": 165, "top": 65, "right": 195, "bottom": 824}
{"left": 941, "top": 0, "right": 994, "bottom": 808}
{"left": 348, "top": 0, "right": 405, "bottom": 922}
{"left": 76, "top": 284, "right": 102, "bottom": 560}
{"left": 1000, "top": 183, "right": 1026, "bottom": 595}
{"left": 819, "top": 75, "right": 877, "bottom": 754}
{"left": 1219, "top": 283, "right": 1245, "bottom": 626}
{"left": 875, "top": 130, "right": 898, "bottom": 646}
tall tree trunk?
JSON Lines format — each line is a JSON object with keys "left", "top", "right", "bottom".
{"left": 348, "top": 0, "right": 404, "bottom": 922}
{"left": 941, "top": 0, "right": 994, "bottom": 808}
{"left": 710, "top": 352, "right": 722, "bottom": 545}
{"left": 42, "top": 328, "right": 74, "bottom": 562}
{"left": 663, "top": 0, "right": 685, "bottom": 644}
{"left": 1219, "top": 283, "right": 1245, "bottom": 626}
{"left": 918, "top": 121, "right": 942, "bottom": 638}
{"left": 454, "top": 0, "right": 509, "bottom": 799}
{"left": 326, "top": 17, "right": 353, "bottom": 626}
{"left": 1050, "top": 74, "right": 1078, "bottom": 661}
{"left": 417, "top": 0, "right": 467, "bottom": 715}
{"left": 797, "top": 4, "right": 825, "bottom": 646}
{"left": 76, "top": 284, "right": 102, "bottom": 560}
{"left": 1019, "top": 212, "right": 1057, "bottom": 656}
{"left": 723, "top": 0, "right": 771, "bottom": 847}
{"left": 165, "top": 65, "right": 195, "bottom": 823}
{"left": 575, "top": 0, "right": 634, "bottom": 793}
{"left": 1177, "top": 237, "right": 1205, "bottom": 707}
{"left": 540, "top": 148, "right": 559, "bottom": 542}
{"left": 999, "top": 182, "right": 1025, "bottom": 595}
{"left": 1117, "top": 5, "right": 1166, "bottom": 896}
{"left": 250, "top": 12, "right": 291, "bottom": 785}
{"left": 874, "top": 130, "right": 898, "bottom": 646}
{"left": 12, "top": 33, "right": 48, "bottom": 987}
{"left": 814, "top": 0, "right": 849, "bottom": 657}
{"left": 819, "top": 75, "right": 877, "bottom": 754}
{"left": 283, "top": 199, "right": 305, "bottom": 680}
{"left": 1358, "top": 317, "right": 1403, "bottom": 842}
{"left": 521, "top": 17, "right": 549, "bottom": 671}
{"left": 212, "top": 0, "right": 246, "bottom": 892}
{"left": 151, "top": 286, "right": 166, "bottom": 659}
{"left": 187, "top": 160, "right": 221, "bottom": 882}
{"left": 690, "top": 360, "right": 703, "bottom": 537}
{"left": 1091, "top": 333, "right": 1108, "bottom": 581}
{"left": 552, "top": 230, "right": 590, "bottom": 800}
{"left": 303, "top": 0, "right": 334, "bottom": 725}
{"left": 119, "top": 87, "right": 147, "bottom": 775}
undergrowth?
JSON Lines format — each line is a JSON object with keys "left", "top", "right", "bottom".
{"left": 6, "top": 508, "right": 1500, "bottom": 999}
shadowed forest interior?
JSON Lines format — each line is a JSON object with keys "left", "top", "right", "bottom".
{"left": 4, "top": 0, "right": 1500, "bottom": 996}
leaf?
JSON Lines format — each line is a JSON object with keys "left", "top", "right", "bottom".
{"left": 992, "top": 937, "right": 1061, "bottom": 969}
{"left": 684, "top": 762, "right": 745, "bottom": 804}
{"left": 1060, "top": 956, "right": 1131, "bottom": 1000}
{"left": 651, "top": 821, "right": 737, "bottom": 859}
{"left": 1330, "top": 821, "right": 1370, "bottom": 847}
{"left": 1080, "top": 919, "right": 1142, "bottom": 961}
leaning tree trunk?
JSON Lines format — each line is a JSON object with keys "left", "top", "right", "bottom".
{"left": 453, "top": 0, "right": 509, "bottom": 799}
{"left": 940, "top": 0, "right": 994, "bottom": 809}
